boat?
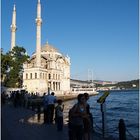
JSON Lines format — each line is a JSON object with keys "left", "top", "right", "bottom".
{"left": 71, "top": 86, "right": 99, "bottom": 95}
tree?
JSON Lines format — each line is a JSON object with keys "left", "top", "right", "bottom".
{"left": 1, "top": 49, "right": 12, "bottom": 84}
{"left": 1, "top": 46, "right": 29, "bottom": 88}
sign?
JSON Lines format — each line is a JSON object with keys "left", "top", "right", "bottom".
{"left": 97, "top": 91, "right": 110, "bottom": 104}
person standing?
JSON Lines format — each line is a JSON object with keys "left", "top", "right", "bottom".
{"left": 55, "top": 99, "right": 64, "bottom": 131}
{"left": 43, "top": 92, "right": 49, "bottom": 124}
{"left": 1, "top": 92, "right": 6, "bottom": 105}
{"left": 83, "top": 93, "right": 92, "bottom": 140}
{"left": 69, "top": 94, "right": 89, "bottom": 140}
{"left": 14, "top": 91, "right": 20, "bottom": 107}
{"left": 46, "top": 92, "right": 57, "bottom": 124}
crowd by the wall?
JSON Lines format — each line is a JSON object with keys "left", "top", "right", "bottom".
{"left": 1, "top": 90, "right": 93, "bottom": 140}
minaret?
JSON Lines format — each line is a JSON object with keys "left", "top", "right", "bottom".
{"left": 10, "top": 4, "right": 17, "bottom": 51}
{"left": 35, "top": 0, "right": 42, "bottom": 67}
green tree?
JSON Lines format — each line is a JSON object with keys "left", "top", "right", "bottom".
{"left": 2, "top": 46, "right": 29, "bottom": 88}
{"left": 1, "top": 49, "right": 12, "bottom": 84}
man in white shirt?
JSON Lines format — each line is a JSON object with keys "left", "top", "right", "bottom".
{"left": 46, "top": 92, "right": 57, "bottom": 124}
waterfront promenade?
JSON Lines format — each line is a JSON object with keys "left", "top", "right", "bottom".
{"left": 2, "top": 103, "right": 106, "bottom": 140}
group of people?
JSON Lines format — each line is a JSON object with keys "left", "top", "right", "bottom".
{"left": 2, "top": 90, "right": 39, "bottom": 108}
{"left": 43, "top": 92, "right": 57, "bottom": 124}
{"left": 3, "top": 89, "right": 93, "bottom": 139}
{"left": 10, "top": 90, "right": 32, "bottom": 108}
{"left": 43, "top": 92, "right": 93, "bottom": 140}
{"left": 43, "top": 92, "right": 64, "bottom": 131}
{"left": 1, "top": 91, "right": 8, "bottom": 105}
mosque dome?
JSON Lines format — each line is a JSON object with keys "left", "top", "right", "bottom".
{"left": 41, "top": 42, "right": 59, "bottom": 52}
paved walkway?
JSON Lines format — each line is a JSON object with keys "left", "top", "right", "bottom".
{"left": 2, "top": 104, "right": 106, "bottom": 140}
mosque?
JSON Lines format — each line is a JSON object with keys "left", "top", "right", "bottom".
{"left": 10, "top": 0, "right": 71, "bottom": 95}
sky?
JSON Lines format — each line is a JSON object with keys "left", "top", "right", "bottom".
{"left": 1, "top": 0, "right": 139, "bottom": 82}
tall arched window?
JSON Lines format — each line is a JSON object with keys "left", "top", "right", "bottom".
{"left": 48, "top": 74, "right": 51, "bottom": 80}
{"left": 46, "top": 64, "right": 48, "bottom": 69}
{"left": 26, "top": 73, "right": 28, "bottom": 79}
{"left": 30, "top": 73, "right": 32, "bottom": 79}
{"left": 35, "top": 73, "right": 37, "bottom": 79}
{"left": 40, "top": 73, "right": 42, "bottom": 79}
{"left": 59, "top": 82, "right": 60, "bottom": 90}
{"left": 58, "top": 75, "right": 60, "bottom": 80}
{"left": 53, "top": 82, "right": 55, "bottom": 90}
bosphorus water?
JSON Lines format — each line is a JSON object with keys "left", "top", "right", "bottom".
{"left": 63, "top": 90, "right": 139, "bottom": 139}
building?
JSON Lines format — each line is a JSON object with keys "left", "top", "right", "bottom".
{"left": 23, "top": 42, "right": 70, "bottom": 95}
{"left": 10, "top": 0, "right": 70, "bottom": 95}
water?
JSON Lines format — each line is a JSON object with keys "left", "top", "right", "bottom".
{"left": 27, "top": 90, "right": 139, "bottom": 139}
{"left": 63, "top": 90, "right": 139, "bottom": 139}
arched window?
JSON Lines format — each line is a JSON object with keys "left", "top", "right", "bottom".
{"left": 46, "top": 64, "right": 48, "bottom": 69}
{"left": 30, "top": 73, "right": 32, "bottom": 79}
{"left": 40, "top": 73, "right": 42, "bottom": 79}
{"left": 48, "top": 74, "right": 51, "bottom": 80}
{"left": 53, "top": 82, "right": 55, "bottom": 90}
{"left": 59, "top": 82, "right": 60, "bottom": 90}
{"left": 26, "top": 73, "right": 28, "bottom": 79}
{"left": 35, "top": 73, "right": 37, "bottom": 79}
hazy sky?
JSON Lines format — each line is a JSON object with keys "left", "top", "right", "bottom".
{"left": 2, "top": 0, "right": 139, "bottom": 81}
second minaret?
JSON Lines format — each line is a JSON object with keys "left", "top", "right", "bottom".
{"left": 10, "top": 4, "right": 17, "bottom": 51}
{"left": 36, "top": 0, "right": 42, "bottom": 67}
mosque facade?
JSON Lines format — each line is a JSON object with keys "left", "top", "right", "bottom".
{"left": 10, "top": 0, "right": 71, "bottom": 95}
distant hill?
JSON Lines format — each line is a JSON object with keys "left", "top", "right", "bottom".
{"left": 116, "top": 79, "right": 139, "bottom": 89}
{"left": 70, "top": 79, "right": 116, "bottom": 85}
{"left": 70, "top": 79, "right": 139, "bottom": 89}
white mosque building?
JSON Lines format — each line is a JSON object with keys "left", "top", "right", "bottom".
{"left": 10, "top": 0, "right": 71, "bottom": 95}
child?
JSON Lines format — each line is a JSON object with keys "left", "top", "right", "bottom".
{"left": 55, "top": 99, "right": 64, "bottom": 131}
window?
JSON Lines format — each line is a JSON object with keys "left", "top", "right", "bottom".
{"left": 35, "top": 73, "right": 37, "bottom": 79}
{"left": 58, "top": 82, "right": 60, "bottom": 90}
{"left": 48, "top": 74, "right": 51, "bottom": 80}
{"left": 26, "top": 73, "right": 28, "bottom": 79}
{"left": 46, "top": 64, "right": 48, "bottom": 69}
{"left": 53, "top": 82, "right": 55, "bottom": 90}
{"left": 30, "top": 73, "right": 32, "bottom": 79}
{"left": 40, "top": 73, "right": 42, "bottom": 79}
